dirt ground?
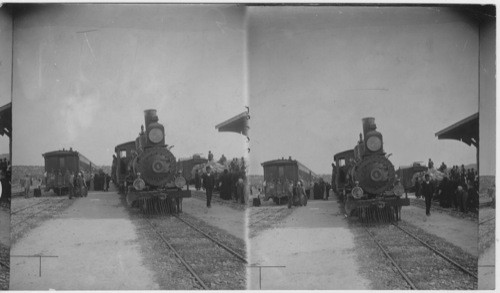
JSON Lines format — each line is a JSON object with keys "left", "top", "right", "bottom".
{"left": 479, "top": 206, "right": 495, "bottom": 290}
{"left": 9, "top": 191, "right": 159, "bottom": 290}
{"left": 248, "top": 199, "right": 371, "bottom": 290}
{"left": 401, "top": 199, "right": 478, "bottom": 257}
{"left": 181, "top": 196, "right": 246, "bottom": 240}
{"left": 0, "top": 207, "right": 9, "bottom": 247}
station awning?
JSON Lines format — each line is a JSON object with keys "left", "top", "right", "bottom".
{"left": 215, "top": 111, "right": 249, "bottom": 136}
{"left": 0, "top": 103, "right": 11, "bottom": 138}
{"left": 435, "top": 113, "right": 478, "bottom": 148}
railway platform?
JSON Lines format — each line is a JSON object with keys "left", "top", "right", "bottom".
{"left": 401, "top": 195, "right": 478, "bottom": 257}
{"left": 182, "top": 190, "right": 245, "bottom": 240}
{"left": 249, "top": 199, "right": 371, "bottom": 289}
{"left": 9, "top": 190, "right": 160, "bottom": 290}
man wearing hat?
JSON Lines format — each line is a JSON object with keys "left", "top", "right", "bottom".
{"left": 421, "top": 174, "right": 434, "bottom": 216}
{"left": 202, "top": 166, "right": 215, "bottom": 208}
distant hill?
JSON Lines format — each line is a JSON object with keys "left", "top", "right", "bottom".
{"left": 12, "top": 166, "right": 45, "bottom": 185}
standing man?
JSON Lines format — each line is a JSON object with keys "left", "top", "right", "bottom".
{"left": 23, "top": 174, "right": 32, "bottom": 198}
{"left": 220, "top": 169, "right": 231, "bottom": 200}
{"left": 428, "top": 158, "right": 434, "bottom": 169}
{"left": 285, "top": 179, "right": 294, "bottom": 209}
{"left": 202, "top": 166, "right": 215, "bottom": 208}
{"left": 421, "top": 174, "right": 434, "bottom": 216}
{"left": 236, "top": 177, "right": 245, "bottom": 204}
{"left": 68, "top": 171, "right": 75, "bottom": 199}
{"left": 456, "top": 185, "right": 468, "bottom": 213}
{"left": 105, "top": 174, "right": 110, "bottom": 191}
{"left": 195, "top": 170, "right": 201, "bottom": 191}
{"left": 76, "top": 173, "right": 86, "bottom": 197}
{"left": 415, "top": 177, "right": 422, "bottom": 199}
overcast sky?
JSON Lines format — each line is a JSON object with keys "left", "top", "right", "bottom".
{"left": 12, "top": 4, "right": 247, "bottom": 166}
{"left": 248, "top": 6, "right": 480, "bottom": 175}
{"left": 5, "top": 5, "right": 495, "bottom": 175}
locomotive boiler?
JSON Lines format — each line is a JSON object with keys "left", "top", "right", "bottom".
{"left": 113, "top": 109, "right": 191, "bottom": 213}
{"left": 333, "top": 117, "right": 409, "bottom": 222}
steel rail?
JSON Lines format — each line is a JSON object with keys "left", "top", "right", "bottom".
{"left": 364, "top": 226, "right": 417, "bottom": 290}
{"left": 12, "top": 191, "right": 24, "bottom": 197}
{"left": 12, "top": 199, "right": 51, "bottom": 214}
{"left": 249, "top": 209, "right": 286, "bottom": 227}
{"left": 0, "top": 260, "right": 9, "bottom": 269}
{"left": 392, "top": 223, "right": 478, "bottom": 279}
{"left": 479, "top": 216, "right": 495, "bottom": 225}
{"left": 174, "top": 215, "right": 247, "bottom": 263}
{"left": 145, "top": 219, "right": 209, "bottom": 290}
{"left": 12, "top": 199, "right": 66, "bottom": 227}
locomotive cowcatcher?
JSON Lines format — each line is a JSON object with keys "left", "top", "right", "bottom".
{"left": 112, "top": 109, "right": 191, "bottom": 214}
{"left": 332, "top": 118, "right": 409, "bottom": 222}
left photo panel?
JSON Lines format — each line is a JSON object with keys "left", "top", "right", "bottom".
{"left": 5, "top": 4, "right": 248, "bottom": 290}
{"left": 0, "top": 5, "right": 13, "bottom": 291}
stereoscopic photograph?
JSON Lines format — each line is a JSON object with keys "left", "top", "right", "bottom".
{"left": 245, "top": 5, "right": 494, "bottom": 290}
{"left": 3, "top": 4, "right": 247, "bottom": 290}
{"left": 0, "top": 3, "right": 496, "bottom": 291}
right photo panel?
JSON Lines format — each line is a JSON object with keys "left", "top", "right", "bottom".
{"left": 246, "top": 5, "right": 494, "bottom": 290}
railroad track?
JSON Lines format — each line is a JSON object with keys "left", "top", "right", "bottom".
{"left": 249, "top": 207, "right": 288, "bottom": 227}
{"left": 145, "top": 215, "right": 246, "bottom": 290}
{"left": 12, "top": 199, "right": 67, "bottom": 227}
{"left": 479, "top": 216, "right": 495, "bottom": 225}
{"left": 365, "top": 223, "right": 477, "bottom": 290}
{"left": 12, "top": 199, "right": 51, "bottom": 214}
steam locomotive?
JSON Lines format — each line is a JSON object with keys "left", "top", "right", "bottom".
{"left": 112, "top": 109, "right": 191, "bottom": 213}
{"left": 332, "top": 117, "right": 409, "bottom": 222}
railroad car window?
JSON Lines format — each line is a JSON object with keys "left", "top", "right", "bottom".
{"left": 279, "top": 166, "right": 284, "bottom": 177}
{"left": 119, "top": 150, "right": 127, "bottom": 158}
{"left": 59, "top": 157, "right": 65, "bottom": 169}
{"left": 67, "top": 157, "right": 77, "bottom": 172}
{"left": 285, "top": 166, "right": 296, "bottom": 181}
{"left": 338, "top": 159, "right": 346, "bottom": 167}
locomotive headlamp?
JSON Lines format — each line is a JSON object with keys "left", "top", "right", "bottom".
{"left": 352, "top": 186, "right": 364, "bottom": 199}
{"left": 133, "top": 178, "right": 146, "bottom": 191}
{"left": 148, "top": 128, "right": 164, "bottom": 144}
{"left": 175, "top": 176, "right": 187, "bottom": 188}
{"left": 366, "top": 136, "right": 382, "bottom": 152}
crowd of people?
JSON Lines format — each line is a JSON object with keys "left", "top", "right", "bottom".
{"left": 16, "top": 169, "right": 111, "bottom": 199}
{"left": 194, "top": 151, "right": 247, "bottom": 208}
{"left": 415, "top": 159, "right": 479, "bottom": 214}
{"left": 312, "top": 178, "right": 331, "bottom": 200}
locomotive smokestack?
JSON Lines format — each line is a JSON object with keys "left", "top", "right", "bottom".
{"left": 362, "top": 117, "right": 376, "bottom": 139}
{"left": 144, "top": 109, "right": 157, "bottom": 127}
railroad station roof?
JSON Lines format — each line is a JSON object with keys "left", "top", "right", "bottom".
{"left": 0, "top": 103, "right": 11, "bottom": 138}
{"left": 435, "top": 113, "right": 478, "bottom": 148}
{"left": 215, "top": 111, "right": 249, "bottom": 136}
